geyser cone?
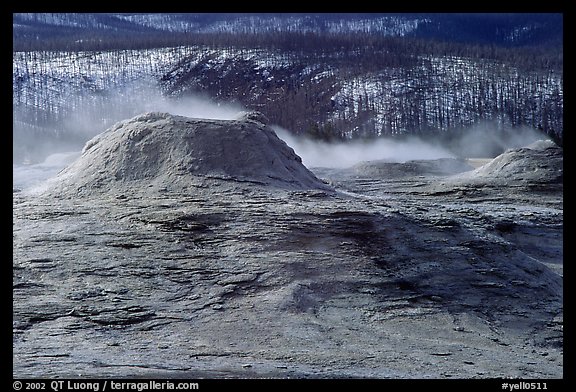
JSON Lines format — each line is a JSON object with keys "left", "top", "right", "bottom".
{"left": 44, "top": 112, "right": 331, "bottom": 197}
{"left": 455, "top": 139, "right": 563, "bottom": 185}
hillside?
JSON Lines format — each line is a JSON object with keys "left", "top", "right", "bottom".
{"left": 13, "top": 13, "right": 563, "bottom": 166}
{"left": 13, "top": 13, "right": 562, "bottom": 50}
{"left": 13, "top": 42, "right": 563, "bottom": 163}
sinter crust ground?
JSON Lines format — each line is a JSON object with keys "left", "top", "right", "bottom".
{"left": 13, "top": 114, "right": 562, "bottom": 378}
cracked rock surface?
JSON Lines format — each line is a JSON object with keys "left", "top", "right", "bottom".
{"left": 13, "top": 115, "right": 562, "bottom": 378}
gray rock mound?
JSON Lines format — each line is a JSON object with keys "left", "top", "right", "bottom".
{"left": 44, "top": 112, "right": 331, "bottom": 196}
{"left": 448, "top": 140, "right": 562, "bottom": 186}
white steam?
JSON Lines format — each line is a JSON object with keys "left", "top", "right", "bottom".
{"left": 272, "top": 122, "right": 553, "bottom": 169}
{"left": 13, "top": 151, "right": 81, "bottom": 192}
{"left": 272, "top": 126, "right": 455, "bottom": 168}
{"left": 445, "top": 122, "right": 551, "bottom": 158}
{"left": 58, "top": 82, "right": 245, "bottom": 140}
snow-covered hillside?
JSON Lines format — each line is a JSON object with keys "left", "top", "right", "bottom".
{"left": 331, "top": 55, "right": 563, "bottom": 137}
{"left": 13, "top": 13, "right": 562, "bottom": 48}
{"left": 13, "top": 12, "right": 563, "bottom": 166}
{"left": 13, "top": 47, "right": 195, "bottom": 162}
{"left": 13, "top": 47, "right": 195, "bottom": 122}
{"left": 13, "top": 46, "right": 563, "bottom": 164}
{"left": 13, "top": 44, "right": 563, "bottom": 163}
{"left": 13, "top": 13, "right": 429, "bottom": 37}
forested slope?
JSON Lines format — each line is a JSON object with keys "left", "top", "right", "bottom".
{"left": 13, "top": 13, "right": 563, "bottom": 163}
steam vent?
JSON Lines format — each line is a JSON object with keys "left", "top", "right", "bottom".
{"left": 46, "top": 111, "right": 331, "bottom": 197}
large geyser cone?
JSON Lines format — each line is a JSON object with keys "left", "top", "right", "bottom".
{"left": 45, "top": 111, "right": 331, "bottom": 197}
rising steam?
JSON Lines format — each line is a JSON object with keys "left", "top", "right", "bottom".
{"left": 272, "top": 123, "right": 552, "bottom": 169}
{"left": 442, "top": 122, "right": 551, "bottom": 158}
{"left": 273, "top": 125, "right": 455, "bottom": 168}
